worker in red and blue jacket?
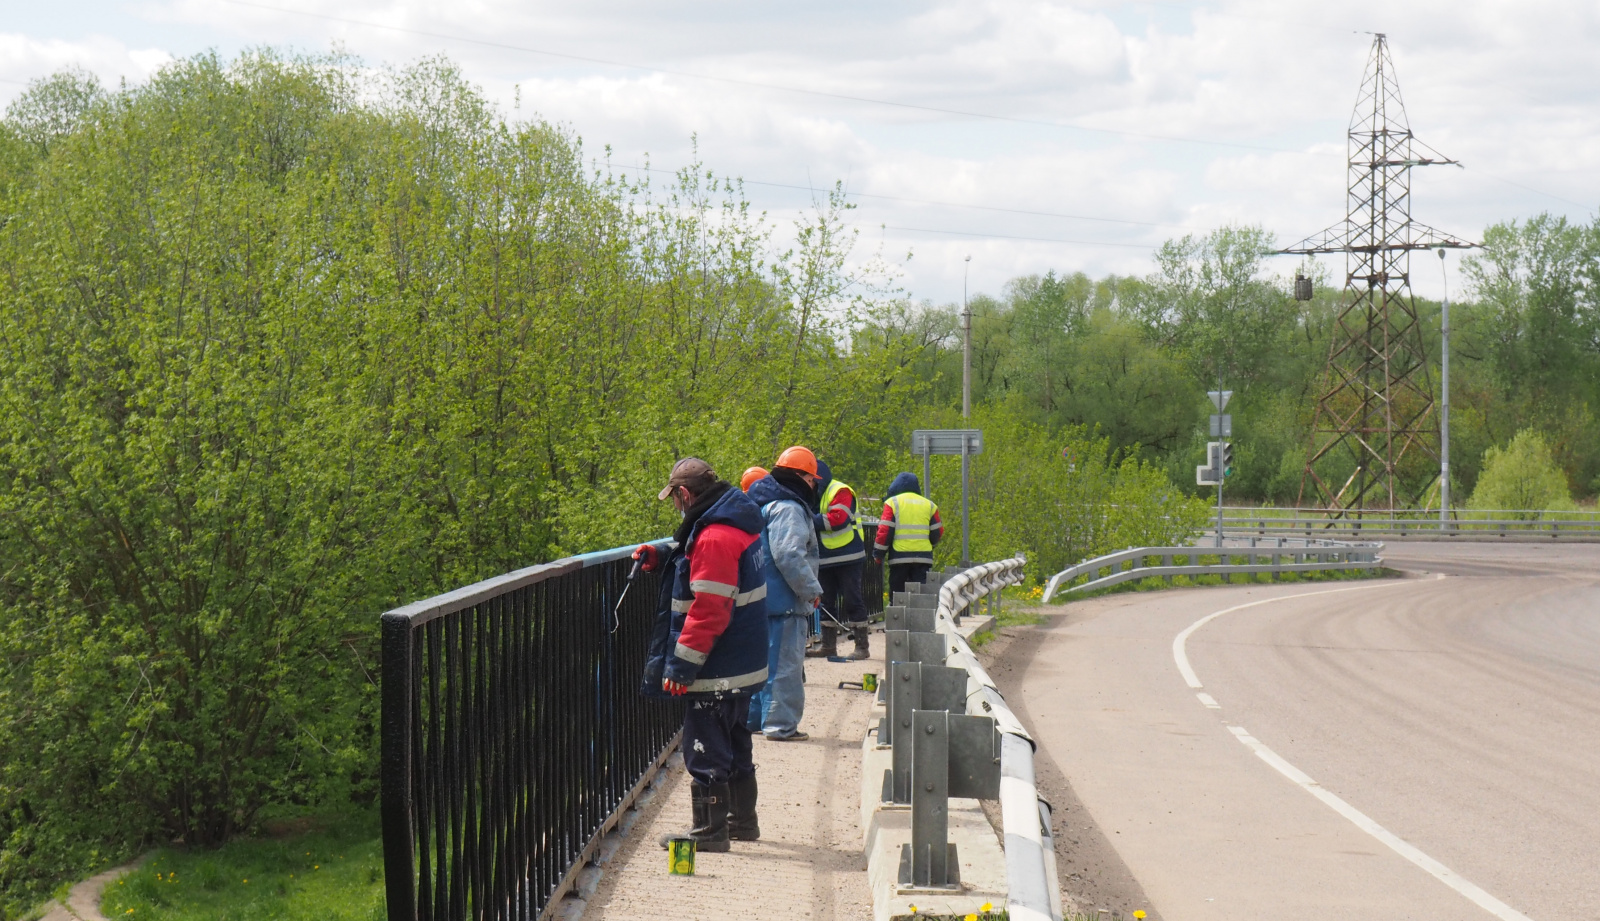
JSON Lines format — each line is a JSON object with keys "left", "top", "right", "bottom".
{"left": 636, "top": 457, "right": 769, "bottom": 852}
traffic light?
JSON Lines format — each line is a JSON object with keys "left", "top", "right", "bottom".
{"left": 1221, "top": 441, "right": 1235, "bottom": 477}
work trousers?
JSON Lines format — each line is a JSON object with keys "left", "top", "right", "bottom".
{"left": 681, "top": 695, "right": 755, "bottom": 786}
{"left": 889, "top": 562, "right": 932, "bottom": 596}
{"left": 759, "top": 613, "right": 808, "bottom": 737}
{"left": 819, "top": 560, "right": 868, "bottom": 625}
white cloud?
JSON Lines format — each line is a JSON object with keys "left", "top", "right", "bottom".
{"left": 6, "top": 0, "right": 1599, "bottom": 303}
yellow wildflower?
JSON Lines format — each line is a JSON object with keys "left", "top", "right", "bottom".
{"left": 980, "top": 904, "right": 994, "bottom": 913}
{"left": 965, "top": 915, "right": 978, "bottom": 921}
{"left": 1134, "top": 913, "right": 1146, "bottom": 920}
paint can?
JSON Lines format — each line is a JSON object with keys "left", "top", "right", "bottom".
{"left": 861, "top": 672, "right": 878, "bottom": 693}
{"left": 667, "top": 837, "right": 696, "bottom": 876}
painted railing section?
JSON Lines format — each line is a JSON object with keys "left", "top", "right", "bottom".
{"left": 1041, "top": 538, "right": 1384, "bottom": 604}
{"left": 380, "top": 541, "right": 889, "bottom": 921}
{"left": 930, "top": 557, "right": 1064, "bottom": 921}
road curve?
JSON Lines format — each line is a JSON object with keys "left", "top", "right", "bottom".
{"left": 1007, "top": 542, "right": 1600, "bottom": 921}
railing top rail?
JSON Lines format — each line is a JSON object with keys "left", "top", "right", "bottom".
{"left": 381, "top": 537, "right": 674, "bottom": 628}
{"left": 1220, "top": 505, "right": 1600, "bottom": 516}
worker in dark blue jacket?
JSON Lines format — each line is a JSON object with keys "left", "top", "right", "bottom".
{"left": 636, "top": 457, "right": 769, "bottom": 851}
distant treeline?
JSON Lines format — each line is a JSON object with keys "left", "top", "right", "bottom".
{"left": 907, "top": 216, "right": 1600, "bottom": 508}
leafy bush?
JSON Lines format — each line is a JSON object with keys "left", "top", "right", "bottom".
{"left": 0, "top": 49, "right": 919, "bottom": 911}
{"left": 1467, "top": 429, "right": 1576, "bottom": 516}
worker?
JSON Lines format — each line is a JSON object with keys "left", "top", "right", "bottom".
{"left": 807, "top": 459, "right": 871, "bottom": 660}
{"left": 740, "top": 466, "right": 768, "bottom": 492}
{"left": 872, "top": 472, "right": 944, "bottom": 596}
{"left": 635, "top": 457, "right": 769, "bottom": 851}
{"left": 745, "top": 446, "right": 824, "bottom": 741}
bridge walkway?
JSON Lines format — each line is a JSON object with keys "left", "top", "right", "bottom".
{"left": 584, "top": 644, "right": 883, "bottom": 921}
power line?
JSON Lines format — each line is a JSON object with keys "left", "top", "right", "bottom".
{"left": 882, "top": 225, "right": 1158, "bottom": 249}
{"left": 617, "top": 162, "right": 1193, "bottom": 230}
{"left": 217, "top": 0, "right": 1316, "bottom": 155}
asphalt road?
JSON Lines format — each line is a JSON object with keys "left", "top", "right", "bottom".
{"left": 1008, "top": 542, "right": 1600, "bottom": 921}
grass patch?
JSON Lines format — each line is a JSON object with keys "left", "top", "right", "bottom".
{"left": 1064, "top": 562, "right": 1391, "bottom": 602}
{"left": 98, "top": 812, "right": 383, "bottom": 921}
{"left": 968, "top": 603, "right": 1046, "bottom": 648}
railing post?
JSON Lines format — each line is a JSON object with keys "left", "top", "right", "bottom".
{"left": 380, "top": 613, "right": 417, "bottom": 921}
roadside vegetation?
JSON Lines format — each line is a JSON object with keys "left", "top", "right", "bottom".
{"left": 0, "top": 51, "right": 1198, "bottom": 911}
{"left": 97, "top": 813, "right": 383, "bottom": 921}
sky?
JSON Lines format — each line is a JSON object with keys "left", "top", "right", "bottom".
{"left": 3, "top": 0, "right": 1598, "bottom": 306}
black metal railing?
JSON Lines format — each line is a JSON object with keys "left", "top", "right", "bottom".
{"left": 380, "top": 541, "right": 682, "bottom": 921}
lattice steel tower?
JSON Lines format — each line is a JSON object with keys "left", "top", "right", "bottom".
{"left": 1278, "top": 33, "right": 1473, "bottom": 512}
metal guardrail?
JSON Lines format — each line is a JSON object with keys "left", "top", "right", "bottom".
{"left": 930, "top": 557, "right": 1064, "bottom": 921}
{"left": 1219, "top": 514, "right": 1600, "bottom": 539}
{"left": 1041, "top": 537, "right": 1384, "bottom": 604}
{"left": 380, "top": 540, "right": 681, "bottom": 921}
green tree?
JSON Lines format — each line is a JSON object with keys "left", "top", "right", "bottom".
{"left": 1467, "top": 429, "right": 1576, "bottom": 516}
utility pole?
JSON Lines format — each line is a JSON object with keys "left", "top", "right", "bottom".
{"left": 961, "top": 254, "right": 972, "bottom": 566}
{"left": 1438, "top": 248, "right": 1451, "bottom": 526}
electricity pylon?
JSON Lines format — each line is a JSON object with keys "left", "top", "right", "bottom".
{"left": 1277, "top": 33, "right": 1475, "bottom": 512}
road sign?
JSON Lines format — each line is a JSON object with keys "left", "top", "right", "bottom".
{"left": 1196, "top": 464, "right": 1221, "bottom": 486}
{"left": 1208, "top": 390, "right": 1233, "bottom": 412}
{"left": 1209, "top": 414, "right": 1232, "bottom": 437}
{"left": 911, "top": 429, "right": 983, "bottom": 456}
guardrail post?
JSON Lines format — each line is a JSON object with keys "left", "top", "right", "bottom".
{"left": 905, "top": 709, "right": 955, "bottom": 889}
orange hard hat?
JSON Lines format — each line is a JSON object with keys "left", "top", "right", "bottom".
{"left": 740, "top": 466, "right": 769, "bottom": 492}
{"left": 774, "top": 446, "right": 818, "bottom": 476}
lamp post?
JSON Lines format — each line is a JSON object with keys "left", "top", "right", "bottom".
{"left": 962, "top": 255, "right": 972, "bottom": 420}
{"left": 961, "top": 254, "right": 972, "bottom": 565}
{"left": 1438, "top": 248, "right": 1451, "bottom": 527}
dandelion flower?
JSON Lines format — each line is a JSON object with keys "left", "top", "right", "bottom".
{"left": 243, "top": 879, "right": 249, "bottom": 884}
{"left": 314, "top": 865, "right": 320, "bottom": 870}
{"left": 965, "top": 915, "right": 978, "bottom": 921}
{"left": 1134, "top": 913, "right": 1146, "bottom": 920}
{"left": 980, "top": 904, "right": 994, "bottom": 913}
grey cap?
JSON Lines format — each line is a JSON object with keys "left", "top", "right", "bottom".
{"left": 658, "top": 457, "right": 717, "bottom": 500}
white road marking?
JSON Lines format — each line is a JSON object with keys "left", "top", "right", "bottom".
{"left": 1196, "top": 692, "right": 1221, "bottom": 709}
{"left": 1171, "top": 581, "right": 1401, "bottom": 689}
{"left": 1175, "top": 581, "right": 1534, "bottom": 921}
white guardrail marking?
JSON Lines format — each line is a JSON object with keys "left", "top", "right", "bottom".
{"left": 932, "top": 556, "right": 1061, "bottom": 921}
{"left": 1173, "top": 582, "right": 1534, "bottom": 921}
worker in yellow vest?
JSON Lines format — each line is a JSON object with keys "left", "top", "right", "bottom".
{"left": 871, "top": 472, "right": 943, "bottom": 596}
{"left": 807, "top": 459, "right": 870, "bottom": 660}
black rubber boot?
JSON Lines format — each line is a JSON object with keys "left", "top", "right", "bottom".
{"left": 805, "top": 625, "right": 838, "bottom": 658}
{"left": 658, "top": 781, "right": 731, "bottom": 852}
{"left": 847, "top": 625, "right": 871, "bottom": 660}
{"left": 727, "top": 774, "right": 760, "bottom": 841}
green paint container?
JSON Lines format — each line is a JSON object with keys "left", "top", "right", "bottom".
{"left": 668, "top": 837, "right": 696, "bottom": 876}
{"left": 862, "top": 672, "right": 878, "bottom": 693}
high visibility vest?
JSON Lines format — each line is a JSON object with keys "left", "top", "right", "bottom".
{"left": 819, "top": 479, "right": 863, "bottom": 551}
{"left": 885, "top": 493, "right": 936, "bottom": 553}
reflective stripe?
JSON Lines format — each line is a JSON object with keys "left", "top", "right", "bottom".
{"left": 674, "top": 582, "right": 765, "bottom": 612}
{"left": 820, "top": 547, "right": 867, "bottom": 565}
{"left": 689, "top": 579, "right": 737, "bottom": 598}
{"left": 688, "top": 666, "right": 769, "bottom": 694}
{"left": 674, "top": 642, "right": 709, "bottom": 665}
